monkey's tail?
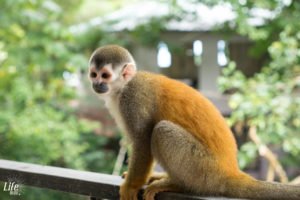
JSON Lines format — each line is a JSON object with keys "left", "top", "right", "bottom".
{"left": 225, "top": 173, "right": 300, "bottom": 200}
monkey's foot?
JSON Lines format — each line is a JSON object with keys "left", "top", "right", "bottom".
{"left": 122, "top": 171, "right": 167, "bottom": 185}
{"left": 143, "top": 178, "right": 180, "bottom": 200}
{"left": 120, "top": 183, "right": 139, "bottom": 200}
{"left": 147, "top": 172, "right": 168, "bottom": 184}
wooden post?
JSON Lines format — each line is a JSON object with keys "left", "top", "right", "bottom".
{"left": 198, "top": 37, "right": 220, "bottom": 94}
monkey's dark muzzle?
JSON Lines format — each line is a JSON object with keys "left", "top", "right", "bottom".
{"left": 93, "top": 83, "right": 108, "bottom": 93}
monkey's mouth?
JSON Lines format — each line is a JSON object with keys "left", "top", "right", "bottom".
{"left": 93, "top": 83, "right": 109, "bottom": 94}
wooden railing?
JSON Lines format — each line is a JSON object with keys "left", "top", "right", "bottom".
{"left": 0, "top": 159, "right": 242, "bottom": 200}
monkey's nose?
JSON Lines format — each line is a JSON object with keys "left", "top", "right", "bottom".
{"left": 92, "top": 82, "right": 109, "bottom": 93}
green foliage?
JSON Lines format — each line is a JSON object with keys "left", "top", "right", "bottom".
{"left": 238, "top": 142, "right": 258, "bottom": 169}
{"left": 81, "top": 132, "right": 117, "bottom": 174}
{"left": 131, "top": 17, "right": 167, "bottom": 46}
{"left": 218, "top": 1, "right": 300, "bottom": 170}
{"left": 0, "top": 0, "right": 116, "bottom": 199}
{"left": 0, "top": 0, "right": 84, "bottom": 166}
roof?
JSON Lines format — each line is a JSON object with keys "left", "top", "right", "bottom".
{"left": 71, "top": 0, "right": 275, "bottom": 33}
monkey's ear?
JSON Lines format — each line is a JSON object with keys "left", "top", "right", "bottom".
{"left": 122, "top": 63, "right": 136, "bottom": 81}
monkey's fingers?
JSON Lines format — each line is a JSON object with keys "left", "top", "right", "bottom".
{"left": 121, "top": 171, "right": 128, "bottom": 179}
{"left": 143, "top": 189, "right": 157, "bottom": 200}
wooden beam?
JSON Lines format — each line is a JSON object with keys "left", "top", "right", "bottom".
{"left": 0, "top": 159, "right": 121, "bottom": 199}
{"left": 0, "top": 159, "right": 242, "bottom": 200}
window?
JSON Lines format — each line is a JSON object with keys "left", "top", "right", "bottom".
{"left": 157, "top": 42, "right": 171, "bottom": 68}
{"left": 193, "top": 40, "right": 203, "bottom": 66}
{"left": 217, "top": 40, "right": 228, "bottom": 66}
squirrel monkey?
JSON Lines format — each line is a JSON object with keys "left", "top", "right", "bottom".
{"left": 88, "top": 45, "right": 300, "bottom": 200}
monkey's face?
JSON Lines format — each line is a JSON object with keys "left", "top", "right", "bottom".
{"left": 88, "top": 45, "right": 137, "bottom": 97}
{"left": 88, "top": 62, "right": 136, "bottom": 98}
{"left": 88, "top": 63, "right": 117, "bottom": 95}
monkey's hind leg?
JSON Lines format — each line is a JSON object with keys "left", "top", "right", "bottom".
{"left": 143, "top": 177, "right": 180, "bottom": 200}
{"left": 151, "top": 120, "right": 220, "bottom": 195}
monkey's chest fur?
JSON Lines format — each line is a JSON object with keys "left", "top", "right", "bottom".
{"left": 105, "top": 95, "right": 128, "bottom": 135}
{"left": 105, "top": 73, "right": 157, "bottom": 143}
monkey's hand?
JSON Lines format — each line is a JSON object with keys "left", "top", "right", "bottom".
{"left": 120, "top": 182, "right": 139, "bottom": 200}
{"left": 122, "top": 171, "right": 167, "bottom": 185}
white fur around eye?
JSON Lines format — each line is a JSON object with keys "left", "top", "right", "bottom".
{"left": 103, "top": 63, "right": 119, "bottom": 81}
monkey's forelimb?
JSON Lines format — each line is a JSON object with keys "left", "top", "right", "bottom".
{"left": 119, "top": 141, "right": 154, "bottom": 200}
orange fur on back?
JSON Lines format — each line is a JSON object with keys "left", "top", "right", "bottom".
{"left": 146, "top": 73, "right": 240, "bottom": 174}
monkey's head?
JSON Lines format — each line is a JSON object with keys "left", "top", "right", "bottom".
{"left": 88, "top": 45, "right": 136, "bottom": 97}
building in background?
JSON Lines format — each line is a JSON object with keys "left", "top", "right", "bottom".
{"left": 73, "top": 0, "right": 272, "bottom": 115}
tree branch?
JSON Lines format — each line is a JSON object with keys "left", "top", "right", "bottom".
{"left": 248, "top": 126, "right": 288, "bottom": 183}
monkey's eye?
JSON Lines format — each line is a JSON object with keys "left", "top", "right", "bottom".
{"left": 90, "top": 72, "right": 97, "bottom": 78}
{"left": 102, "top": 73, "right": 110, "bottom": 79}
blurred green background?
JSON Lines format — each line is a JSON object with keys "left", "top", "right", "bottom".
{"left": 0, "top": 0, "right": 299, "bottom": 199}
